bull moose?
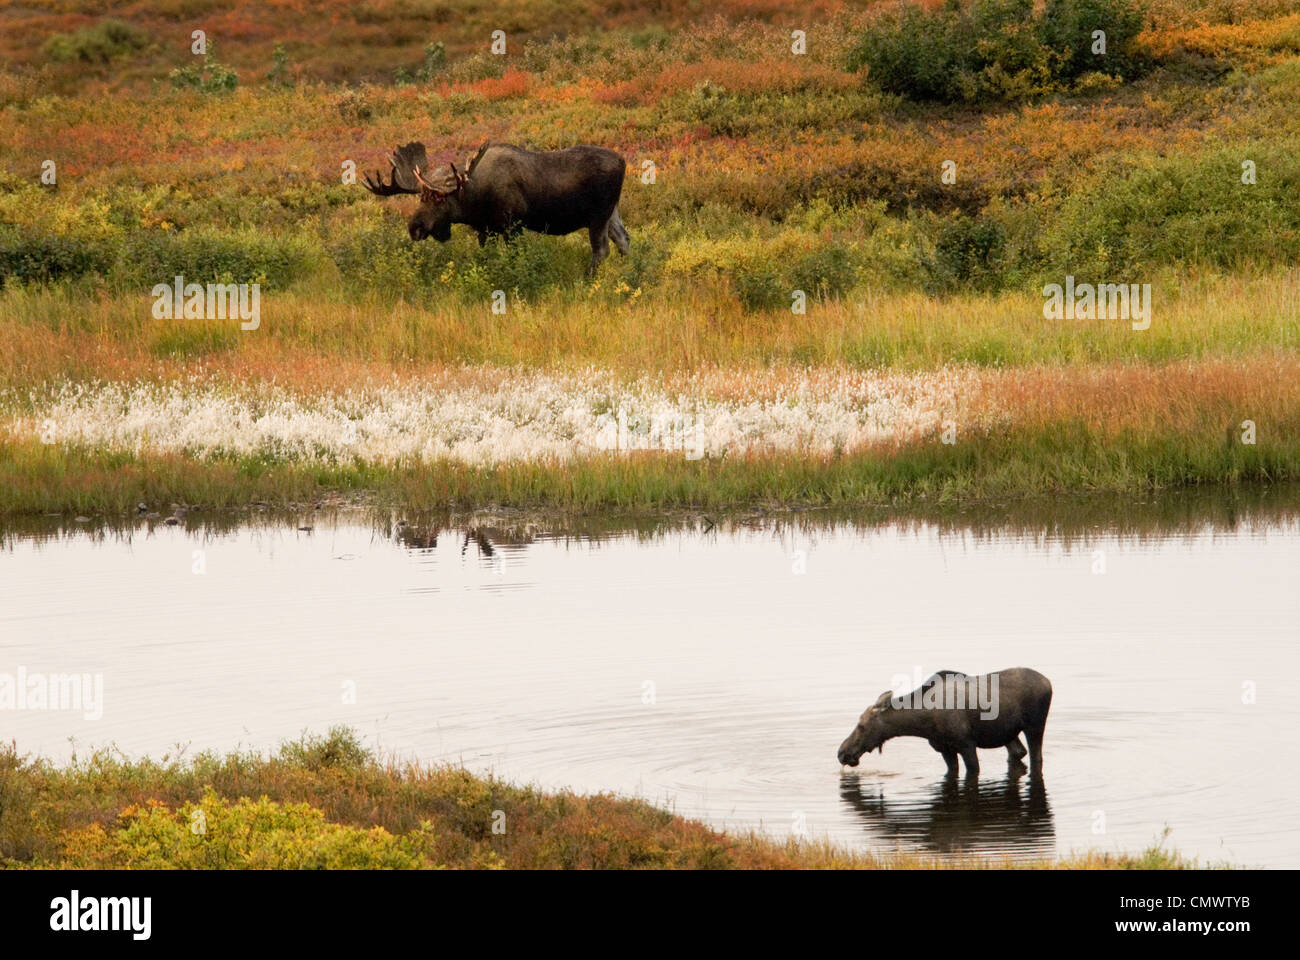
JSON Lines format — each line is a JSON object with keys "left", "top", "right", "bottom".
{"left": 837, "top": 668, "right": 1053, "bottom": 778}
{"left": 361, "top": 140, "right": 630, "bottom": 276}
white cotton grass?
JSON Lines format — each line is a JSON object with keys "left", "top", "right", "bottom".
{"left": 5, "top": 368, "right": 980, "bottom": 466}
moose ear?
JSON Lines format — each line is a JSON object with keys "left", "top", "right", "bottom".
{"left": 873, "top": 690, "right": 894, "bottom": 709}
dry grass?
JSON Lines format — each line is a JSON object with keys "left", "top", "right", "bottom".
{"left": 0, "top": 271, "right": 1296, "bottom": 385}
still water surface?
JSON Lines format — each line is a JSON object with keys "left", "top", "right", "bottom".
{"left": 2, "top": 491, "right": 1298, "bottom": 865}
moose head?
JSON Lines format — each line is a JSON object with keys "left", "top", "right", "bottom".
{"left": 837, "top": 690, "right": 897, "bottom": 767}
{"left": 361, "top": 141, "right": 472, "bottom": 242}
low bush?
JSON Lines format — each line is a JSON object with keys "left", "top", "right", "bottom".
{"left": 1044, "top": 142, "right": 1300, "bottom": 274}
{"left": 921, "top": 215, "right": 1008, "bottom": 292}
{"left": 119, "top": 226, "right": 316, "bottom": 288}
{"left": 791, "top": 243, "right": 858, "bottom": 299}
{"left": 0, "top": 225, "right": 116, "bottom": 286}
{"left": 170, "top": 44, "right": 239, "bottom": 92}
{"left": 59, "top": 790, "right": 439, "bottom": 869}
{"left": 732, "top": 265, "right": 786, "bottom": 310}
{"left": 42, "top": 20, "right": 150, "bottom": 65}
{"left": 847, "top": 0, "right": 1148, "bottom": 103}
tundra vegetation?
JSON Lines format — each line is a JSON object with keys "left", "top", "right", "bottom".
{"left": 0, "top": 728, "right": 1196, "bottom": 868}
{"left": 0, "top": 0, "right": 1298, "bottom": 514}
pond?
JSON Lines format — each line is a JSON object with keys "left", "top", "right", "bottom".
{"left": 2, "top": 487, "right": 1298, "bottom": 866}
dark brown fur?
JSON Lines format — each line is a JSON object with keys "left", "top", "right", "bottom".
{"left": 364, "top": 141, "right": 629, "bottom": 276}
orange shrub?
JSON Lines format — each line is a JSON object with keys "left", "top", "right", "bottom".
{"left": 441, "top": 69, "right": 532, "bottom": 100}
{"left": 594, "top": 57, "right": 857, "bottom": 106}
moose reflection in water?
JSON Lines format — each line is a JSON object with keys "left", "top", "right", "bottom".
{"left": 839, "top": 768, "right": 1055, "bottom": 858}
{"left": 391, "top": 520, "right": 537, "bottom": 557}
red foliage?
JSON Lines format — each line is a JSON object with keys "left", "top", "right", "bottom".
{"left": 593, "top": 57, "right": 856, "bottom": 106}
{"left": 473, "top": 69, "right": 532, "bottom": 100}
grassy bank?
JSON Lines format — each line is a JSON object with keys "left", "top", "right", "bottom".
{"left": 2, "top": 417, "right": 1292, "bottom": 516}
{"left": 0, "top": 728, "right": 1194, "bottom": 869}
{"left": 3, "top": 355, "right": 1295, "bottom": 516}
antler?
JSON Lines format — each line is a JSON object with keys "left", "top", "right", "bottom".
{"left": 361, "top": 161, "right": 416, "bottom": 196}
{"left": 360, "top": 141, "right": 467, "bottom": 203}
{"left": 361, "top": 142, "right": 430, "bottom": 197}
{"left": 412, "top": 162, "right": 463, "bottom": 204}
{"left": 465, "top": 140, "right": 490, "bottom": 175}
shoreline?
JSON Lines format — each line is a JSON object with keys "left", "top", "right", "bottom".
{"left": 3, "top": 429, "right": 1294, "bottom": 518}
{"left": 3, "top": 354, "right": 1297, "bottom": 517}
{"left": 0, "top": 729, "right": 1208, "bottom": 870}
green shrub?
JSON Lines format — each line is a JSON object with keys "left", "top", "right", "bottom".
{"left": 792, "top": 243, "right": 857, "bottom": 299}
{"left": 418, "top": 42, "right": 447, "bottom": 79}
{"left": 1040, "top": 0, "right": 1148, "bottom": 81}
{"left": 848, "top": 1, "right": 960, "bottom": 101}
{"left": 847, "top": 0, "right": 1147, "bottom": 103}
{"left": 615, "top": 233, "right": 666, "bottom": 291}
{"left": 120, "top": 226, "right": 314, "bottom": 288}
{"left": 457, "top": 231, "right": 582, "bottom": 301}
{"left": 923, "top": 215, "right": 1008, "bottom": 292}
{"left": 170, "top": 43, "right": 238, "bottom": 92}
{"left": 1043, "top": 142, "right": 1300, "bottom": 274}
{"left": 58, "top": 789, "right": 439, "bottom": 869}
{"left": 277, "top": 727, "right": 370, "bottom": 771}
{"left": 42, "top": 20, "right": 150, "bottom": 64}
{"left": 732, "top": 266, "right": 786, "bottom": 311}
{"left": 0, "top": 225, "right": 116, "bottom": 286}
{"left": 267, "top": 43, "right": 293, "bottom": 88}
{"left": 326, "top": 216, "right": 429, "bottom": 296}
{"left": 327, "top": 215, "right": 579, "bottom": 302}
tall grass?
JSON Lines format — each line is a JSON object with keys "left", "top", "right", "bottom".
{"left": 0, "top": 269, "right": 1295, "bottom": 379}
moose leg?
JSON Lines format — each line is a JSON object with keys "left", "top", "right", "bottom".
{"left": 959, "top": 744, "right": 980, "bottom": 779}
{"left": 1024, "top": 719, "right": 1046, "bottom": 775}
{"left": 587, "top": 224, "right": 611, "bottom": 277}
{"left": 1006, "top": 736, "right": 1028, "bottom": 764}
{"left": 939, "top": 748, "right": 960, "bottom": 778}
